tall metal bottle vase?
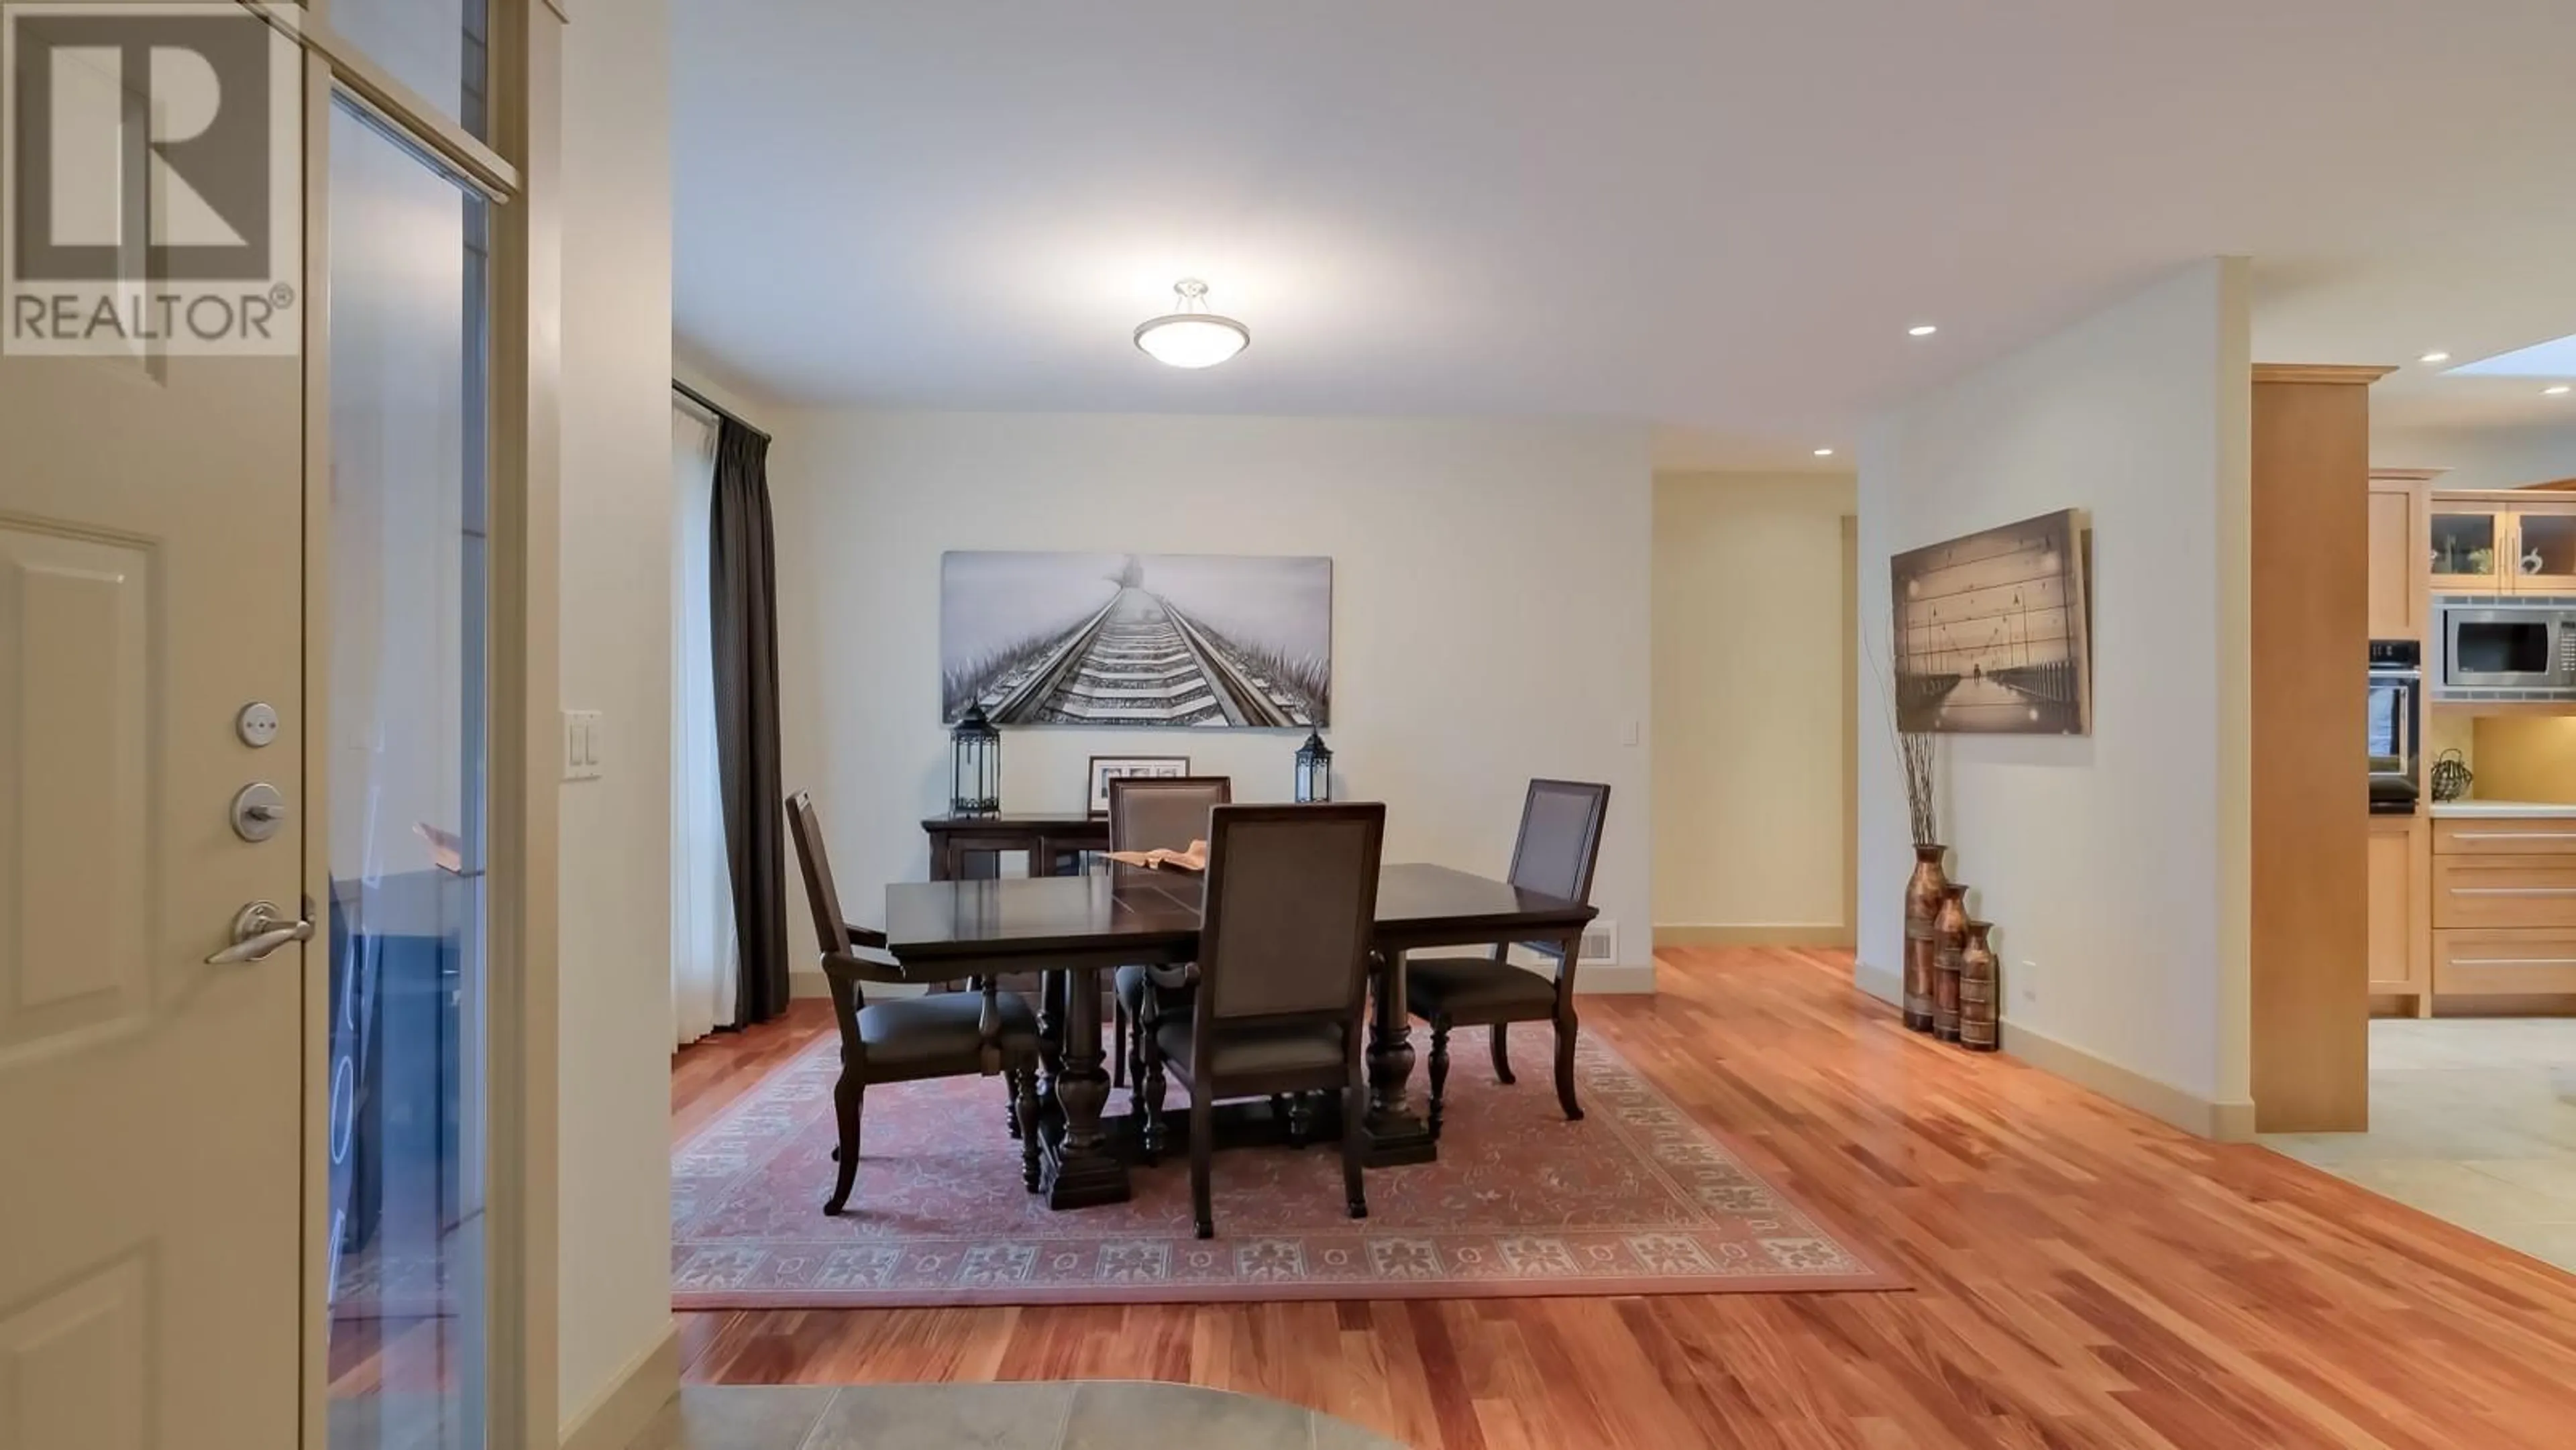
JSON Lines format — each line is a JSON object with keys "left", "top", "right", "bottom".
{"left": 1933, "top": 883, "right": 1970, "bottom": 1044}
{"left": 1902, "top": 844, "right": 1947, "bottom": 1034}
{"left": 1959, "top": 920, "right": 2000, "bottom": 1052}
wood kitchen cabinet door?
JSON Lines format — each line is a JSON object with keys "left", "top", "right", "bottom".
{"left": 2429, "top": 502, "right": 2509, "bottom": 594}
{"left": 2509, "top": 499, "right": 2576, "bottom": 593}
{"left": 2367, "top": 816, "right": 2431, "bottom": 1011}
{"left": 2367, "top": 475, "right": 2432, "bottom": 640}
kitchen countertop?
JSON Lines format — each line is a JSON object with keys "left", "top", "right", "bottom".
{"left": 2429, "top": 800, "right": 2576, "bottom": 819}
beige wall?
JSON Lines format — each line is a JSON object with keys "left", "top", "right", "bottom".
{"left": 1858, "top": 260, "right": 2255, "bottom": 1127}
{"left": 1651, "top": 473, "right": 1856, "bottom": 940}
{"left": 556, "top": 0, "right": 677, "bottom": 1429}
{"left": 2466, "top": 716, "right": 2576, "bottom": 803}
{"left": 765, "top": 412, "right": 1658, "bottom": 987}
{"left": 2373, "top": 421, "right": 2576, "bottom": 490}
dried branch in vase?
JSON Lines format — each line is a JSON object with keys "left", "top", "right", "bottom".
{"left": 1864, "top": 622, "right": 1943, "bottom": 846}
{"left": 1899, "top": 730, "right": 1939, "bottom": 846}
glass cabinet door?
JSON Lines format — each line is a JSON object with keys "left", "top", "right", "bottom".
{"left": 2429, "top": 509, "right": 2505, "bottom": 591}
{"left": 2511, "top": 507, "right": 2576, "bottom": 593}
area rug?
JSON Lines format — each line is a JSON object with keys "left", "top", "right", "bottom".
{"left": 671, "top": 1022, "right": 1901, "bottom": 1308}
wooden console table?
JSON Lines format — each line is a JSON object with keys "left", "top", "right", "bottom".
{"left": 921, "top": 812, "right": 1110, "bottom": 881}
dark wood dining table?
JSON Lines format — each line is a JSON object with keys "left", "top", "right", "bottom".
{"left": 882, "top": 862, "right": 1597, "bottom": 1209}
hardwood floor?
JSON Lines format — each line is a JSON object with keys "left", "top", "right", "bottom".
{"left": 672, "top": 948, "right": 2576, "bottom": 1448}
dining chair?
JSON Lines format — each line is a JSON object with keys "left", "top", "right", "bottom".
{"left": 1403, "top": 779, "right": 1611, "bottom": 1136}
{"left": 1143, "top": 801, "right": 1387, "bottom": 1239}
{"left": 786, "top": 791, "right": 1041, "bottom": 1215}
{"left": 1106, "top": 775, "right": 1231, "bottom": 1096}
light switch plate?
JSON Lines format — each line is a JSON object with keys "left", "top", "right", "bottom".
{"left": 563, "top": 710, "right": 604, "bottom": 781}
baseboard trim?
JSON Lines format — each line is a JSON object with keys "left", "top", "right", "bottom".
{"left": 557, "top": 1322, "right": 679, "bottom": 1450}
{"left": 1853, "top": 958, "right": 1900, "bottom": 1006}
{"left": 1654, "top": 924, "right": 1855, "bottom": 948}
{"left": 1999, "top": 1021, "right": 2256, "bottom": 1143}
{"left": 1573, "top": 962, "right": 1657, "bottom": 995}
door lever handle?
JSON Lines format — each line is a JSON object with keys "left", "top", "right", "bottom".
{"left": 207, "top": 899, "right": 315, "bottom": 964}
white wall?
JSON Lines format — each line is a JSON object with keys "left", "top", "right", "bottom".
{"left": 1857, "top": 260, "right": 2251, "bottom": 1115}
{"left": 767, "top": 413, "right": 1656, "bottom": 979}
{"left": 2373, "top": 420, "right": 2576, "bottom": 490}
{"left": 1652, "top": 473, "right": 1854, "bottom": 935}
{"left": 555, "top": 0, "right": 675, "bottom": 1429}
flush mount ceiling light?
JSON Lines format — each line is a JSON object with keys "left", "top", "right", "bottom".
{"left": 1814, "top": 447, "right": 1837, "bottom": 457}
{"left": 1908, "top": 324, "right": 1939, "bottom": 337}
{"left": 1134, "top": 278, "right": 1250, "bottom": 369}
{"left": 2420, "top": 351, "right": 2452, "bottom": 364}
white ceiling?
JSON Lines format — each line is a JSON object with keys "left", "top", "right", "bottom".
{"left": 672, "top": 1, "right": 2576, "bottom": 471}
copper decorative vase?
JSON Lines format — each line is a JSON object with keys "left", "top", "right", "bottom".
{"left": 1959, "top": 920, "right": 1999, "bottom": 1052}
{"left": 1902, "top": 843, "right": 1947, "bottom": 1034}
{"left": 1933, "top": 884, "right": 1968, "bottom": 1044}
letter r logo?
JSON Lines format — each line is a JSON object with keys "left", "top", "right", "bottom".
{"left": 7, "top": 7, "right": 274, "bottom": 283}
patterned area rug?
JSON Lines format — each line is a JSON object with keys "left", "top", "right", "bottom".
{"left": 672, "top": 1022, "right": 1900, "bottom": 1307}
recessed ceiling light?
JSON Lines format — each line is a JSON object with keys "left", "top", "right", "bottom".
{"left": 1134, "top": 278, "right": 1250, "bottom": 369}
{"left": 1908, "top": 324, "right": 1939, "bottom": 337}
{"left": 2420, "top": 351, "right": 2451, "bottom": 364}
{"left": 2547, "top": 385, "right": 2572, "bottom": 396}
{"left": 1813, "top": 448, "right": 1836, "bottom": 457}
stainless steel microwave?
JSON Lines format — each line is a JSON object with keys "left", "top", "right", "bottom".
{"left": 2441, "top": 603, "right": 2576, "bottom": 691}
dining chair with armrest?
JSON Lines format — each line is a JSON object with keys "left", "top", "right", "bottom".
{"left": 1106, "top": 775, "right": 1232, "bottom": 1095}
{"left": 786, "top": 791, "right": 1041, "bottom": 1215}
{"left": 1144, "top": 801, "right": 1387, "bottom": 1239}
{"left": 1403, "top": 779, "right": 1611, "bottom": 1135}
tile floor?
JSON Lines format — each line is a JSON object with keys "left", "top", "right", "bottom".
{"left": 2265, "top": 1017, "right": 2576, "bottom": 1272}
{"left": 631, "top": 1382, "right": 1407, "bottom": 1450}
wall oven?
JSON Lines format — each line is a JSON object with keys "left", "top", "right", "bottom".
{"left": 2440, "top": 602, "right": 2576, "bottom": 694}
{"left": 2369, "top": 640, "right": 2421, "bottom": 815}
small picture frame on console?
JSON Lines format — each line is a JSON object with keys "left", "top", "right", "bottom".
{"left": 1086, "top": 755, "right": 1191, "bottom": 816}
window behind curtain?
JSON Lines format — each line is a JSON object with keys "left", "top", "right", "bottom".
{"left": 672, "top": 402, "right": 737, "bottom": 1044}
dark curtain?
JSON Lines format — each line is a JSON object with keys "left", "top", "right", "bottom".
{"left": 710, "top": 418, "right": 790, "bottom": 1026}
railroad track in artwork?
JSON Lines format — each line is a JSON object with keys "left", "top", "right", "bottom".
{"left": 979, "top": 589, "right": 1313, "bottom": 727}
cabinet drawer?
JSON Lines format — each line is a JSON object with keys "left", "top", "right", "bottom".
{"left": 2433, "top": 818, "right": 2576, "bottom": 856}
{"left": 2433, "top": 857, "right": 2576, "bottom": 929}
{"left": 2434, "top": 930, "right": 2576, "bottom": 996}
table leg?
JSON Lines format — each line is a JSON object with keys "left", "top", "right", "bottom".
{"left": 1040, "top": 966, "right": 1131, "bottom": 1208}
{"left": 1036, "top": 970, "right": 1063, "bottom": 1113}
{"left": 1364, "top": 950, "right": 1438, "bottom": 1166}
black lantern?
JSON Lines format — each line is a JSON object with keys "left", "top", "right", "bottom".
{"left": 1294, "top": 730, "right": 1332, "bottom": 803}
{"left": 949, "top": 702, "right": 1000, "bottom": 817}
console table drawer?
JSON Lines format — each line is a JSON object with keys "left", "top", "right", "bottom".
{"left": 2433, "top": 858, "right": 2576, "bottom": 929}
{"left": 2434, "top": 930, "right": 2576, "bottom": 996}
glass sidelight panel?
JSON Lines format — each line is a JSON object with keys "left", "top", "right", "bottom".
{"left": 323, "top": 97, "right": 491, "bottom": 1450}
{"left": 331, "top": 0, "right": 493, "bottom": 139}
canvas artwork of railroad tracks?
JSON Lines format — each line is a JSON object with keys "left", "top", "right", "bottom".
{"left": 941, "top": 551, "right": 1332, "bottom": 728}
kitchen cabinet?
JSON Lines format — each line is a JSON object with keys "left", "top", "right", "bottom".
{"left": 2427, "top": 492, "right": 2576, "bottom": 595}
{"left": 2427, "top": 806, "right": 2576, "bottom": 1007}
{"left": 2367, "top": 816, "right": 2431, "bottom": 1014}
{"left": 2433, "top": 930, "right": 2576, "bottom": 997}
{"left": 2368, "top": 470, "right": 2436, "bottom": 641}
{"left": 2514, "top": 502, "right": 2576, "bottom": 592}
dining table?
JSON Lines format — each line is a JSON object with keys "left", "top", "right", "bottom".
{"left": 882, "top": 861, "right": 1598, "bottom": 1209}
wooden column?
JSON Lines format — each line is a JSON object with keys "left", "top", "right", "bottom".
{"left": 2250, "top": 363, "right": 2392, "bottom": 1132}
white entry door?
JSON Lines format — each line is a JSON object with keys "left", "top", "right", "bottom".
{"left": 0, "top": 241, "right": 307, "bottom": 1450}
